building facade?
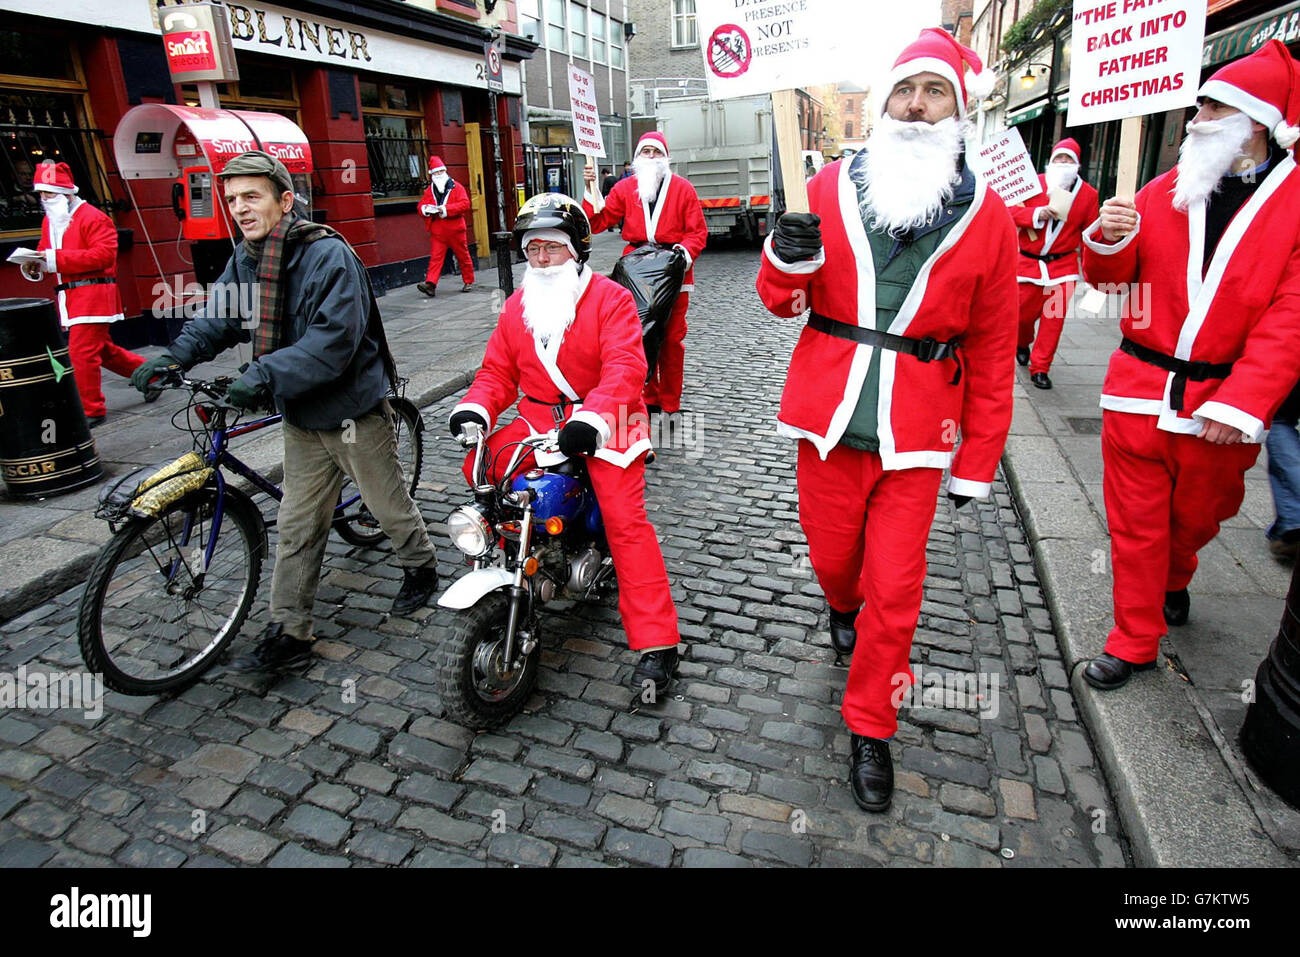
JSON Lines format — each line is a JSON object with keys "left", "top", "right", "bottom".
{"left": 0, "top": 0, "right": 536, "bottom": 345}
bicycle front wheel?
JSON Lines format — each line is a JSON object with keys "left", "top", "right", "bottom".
{"left": 78, "top": 487, "right": 263, "bottom": 695}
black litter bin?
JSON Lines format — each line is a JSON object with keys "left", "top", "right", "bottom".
{"left": 0, "top": 297, "right": 103, "bottom": 499}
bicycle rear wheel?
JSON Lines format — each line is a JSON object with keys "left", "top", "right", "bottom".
{"left": 334, "top": 397, "right": 424, "bottom": 548}
{"left": 78, "top": 486, "right": 263, "bottom": 695}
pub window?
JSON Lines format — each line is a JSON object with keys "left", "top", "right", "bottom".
{"left": 671, "top": 0, "right": 697, "bottom": 49}
{"left": 0, "top": 27, "right": 107, "bottom": 237}
{"left": 546, "top": 0, "right": 568, "bottom": 52}
{"left": 570, "top": 2, "right": 588, "bottom": 58}
{"left": 360, "top": 78, "right": 428, "bottom": 201}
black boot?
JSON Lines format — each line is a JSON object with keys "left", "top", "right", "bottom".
{"left": 849, "top": 734, "right": 894, "bottom": 812}
{"left": 1163, "top": 588, "right": 1189, "bottom": 626}
{"left": 228, "top": 623, "right": 314, "bottom": 673}
{"left": 829, "top": 606, "right": 858, "bottom": 656}
{"left": 1082, "top": 652, "right": 1158, "bottom": 690}
{"left": 1031, "top": 372, "right": 1052, "bottom": 390}
{"left": 630, "top": 646, "right": 679, "bottom": 699}
{"left": 392, "top": 565, "right": 438, "bottom": 615}
{"left": 1016, "top": 346, "right": 1030, "bottom": 366}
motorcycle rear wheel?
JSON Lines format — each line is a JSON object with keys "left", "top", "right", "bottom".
{"left": 433, "top": 593, "right": 539, "bottom": 729}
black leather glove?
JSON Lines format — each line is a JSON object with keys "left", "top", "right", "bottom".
{"left": 771, "top": 212, "right": 823, "bottom": 263}
{"left": 130, "top": 352, "right": 182, "bottom": 393}
{"left": 449, "top": 409, "right": 488, "bottom": 438}
{"left": 225, "top": 377, "right": 267, "bottom": 410}
{"left": 948, "top": 493, "right": 973, "bottom": 510}
{"left": 557, "top": 420, "right": 600, "bottom": 457}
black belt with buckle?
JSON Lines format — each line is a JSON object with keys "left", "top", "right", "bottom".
{"left": 808, "top": 311, "right": 963, "bottom": 385}
{"left": 524, "top": 393, "right": 583, "bottom": 426}
{"left": 1119, "top": 336, "right": 1234, "bottom": 411}
{"left": 54, "top": 277, "right": 117, "bottom": 293}
{"left": 1019, "top": 249, "right": 1069, "bottom": 262}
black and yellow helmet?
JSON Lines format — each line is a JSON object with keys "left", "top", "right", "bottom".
{"left": 513, "top": 192, "right": 592, "bottom": 263}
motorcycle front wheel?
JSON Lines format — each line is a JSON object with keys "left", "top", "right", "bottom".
{"left": 433, "top": 592, "right": 539, "bottom": 729}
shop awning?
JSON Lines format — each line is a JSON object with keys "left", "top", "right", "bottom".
{"left": 1007, "top": 101, "right": 1047, "bottom": 126}
{"left": 1203, "top": 1, "right": 1300, "bottom": 68}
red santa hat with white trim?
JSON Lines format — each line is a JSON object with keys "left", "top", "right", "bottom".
{"left": 1198, "top": 39, "right": 1300, "bottom": 149}
{"left": 883, "top": 27, "right": 994, "bottom": 120}
{"left": 428, "top": 155, "right": 447, "bottom": 173}
{"left": 32, "top": 161, "right": 78, "bottom": 194}
{"left": 635, "top": 131, "right": 670, "bottom": 158}
{"left": 1050, "top": 138, "right": 1082, "bottom": 164}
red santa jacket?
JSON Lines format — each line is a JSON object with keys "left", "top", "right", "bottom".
{"left": 1082, "top": 154, "right": 1300, "bottom": 442}
{"left": 582, "top": 172, "right": 708, "bottom": 290}
{"left": 36, "top": 199, "right": 125, "bottom": 328}
{"left": 756, "top": 157, "right": 1019, "bottom": 500}
{"left": 453, "top": 268, "right": 652, "bottom": 468}
{"left": 1009, "top": 174, "right": 1100, "bottom": 285}
{"left": 420, "top": 179, "right": 472, "bottom": 242}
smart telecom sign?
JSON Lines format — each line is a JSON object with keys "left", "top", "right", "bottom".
{"left": 1068, "top": 0, "right": 1207, "bottom": 126}
{"left": 160, "top": 3, "right": 240, "bottom": 83}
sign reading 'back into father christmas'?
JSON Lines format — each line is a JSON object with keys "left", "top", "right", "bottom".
{"left": 969, "top": 128, "right": 1044, "bottom": 204}
{"left": 693, "top": 0, "right": 868, "bottom": 99}
{"left": 568, "top": 65, "right": 606, "bottom": 158}
{"left": 1067, "top": 0, "right": 1207, "bottom": 126}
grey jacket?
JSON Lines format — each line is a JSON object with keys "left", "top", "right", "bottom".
{"left": 168, "top": 236, "right": 389, "bottom": 431}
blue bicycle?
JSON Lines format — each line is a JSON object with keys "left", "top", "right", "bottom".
{"left": 77, "top": 374, "right": 424, "bottom": 695}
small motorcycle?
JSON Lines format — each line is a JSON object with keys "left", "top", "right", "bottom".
{"left": 433, "top": 423, "right": 617, "bottom": 728}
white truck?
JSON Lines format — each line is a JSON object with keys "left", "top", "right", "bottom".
{"left": 655, "top": 93, "right": 783, "bottom": 245}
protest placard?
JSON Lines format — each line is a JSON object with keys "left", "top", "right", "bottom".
{"left": 567, "top": 65, "right": 605, "bottom": 158}
{"left": 970, "top": 128, "right": 1044, "bottom": 205}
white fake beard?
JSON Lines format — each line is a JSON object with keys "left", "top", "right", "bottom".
{"left": 1172, "top": 112, "right": 1255, "bottom": 211}
{"left": 42, "top": 194, "right": 73, "bottom": 240}
{"left": 858, "top": 113, "right": 966, "bottom": 236}
{"left": 633, "top": 155, "right": 669, "bottom": 203}
{"left": 431, "top": 172, "right": 449, "bottom": 190}
{"left": 521, "top": 260, "right": 582, "bottom": 347}
{"left": 1045, "top": 162, "right": 1079, "bottom": 192}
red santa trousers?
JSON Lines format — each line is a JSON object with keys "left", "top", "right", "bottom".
{"left": 426, "top": 234, "right": 475, "bottom": 285}
{"left": 797, "top": 440, "right": 942, "bottom": 738}
{"left": 461, "top": 417, "right": 678, "bottom": 651}
{"left": 643, "top": 293, "right": 689, "bottom": 412}
{"left": 68, "top": 324, "right": 144, "bottom": 418}
{"left": 1101, "top": 410, "right": 1260, "bottom": 663}
{"left": 1016, "top": 281, "right": 1073, "bottom": 375}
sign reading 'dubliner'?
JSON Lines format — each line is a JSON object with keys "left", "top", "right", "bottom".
{"left": 1067, "top": 0, "right": 1207, "bottom": 126}
{"left": 568, "top": 65, "right": 606, "bottom": 158}
{"left": 970, "top": 128, "right": 1043, "bottom": 204}
{"left": 693, "top": 0, "right": 867, "bottom": 100}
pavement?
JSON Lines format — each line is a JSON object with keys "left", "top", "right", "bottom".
{"left": 0, "top": 235, "right": 1126, "bottom": 868}
{"left": 1005, "top": 290, "right": 1300, "bottom": 866}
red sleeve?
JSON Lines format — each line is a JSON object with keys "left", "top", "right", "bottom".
{"left": 1082, "top": 185, "right": 1146, "bottom": 287}
{"left": 755, "top": 164, "right": 835, "bottom": 316}
{"left": 582, "top": 284, "right": 648, "bottom": 426}
{"left": 583, "top": 178, "right": 627, "bottom": 234}
{"left": 1008, "top": 197, "right": 1047, "bottom": 230}
{"left": 950, "top": 200, "right": 1019, "bottom": 492}
{"left": 677, "top": 182, "right": 708, "bottom": 260}
{"left": 52, "top": 209, "right": 117, "bottom": 275}
{"left": 36, "top": 221, "right": 50, "bottom": 254}
{"left": 445, "top": 183, "right": 472, "bottom": 218}
{"left": 461, "top": 309, "right": 522, "bottom": 428}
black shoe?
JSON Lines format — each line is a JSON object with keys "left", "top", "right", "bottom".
{"left": 1016, "top": 346, "right": 1030, "bottom": 366}
{"left": 1163, "top": 588, "right": 1189, "bottom": 626}
{"left": 1031, "top": 372, "right": 1052, "bottom": 390}
{"left": 645, "top": 404, "right": 662, "bottom": 416}
{"left": 1082, "top": 652, "right": 1158, "bottom": 690}
{"left": 86, "top": 415, "right": 107, "bottom": 429}
{"left": 417, "top": 281, "right": 437, "bottom": 297}
{"left": 144, "top": 387, "right": 163, "bottom": 404}
{"left": 630, "top": 646, "right": 679, "bottom": 699}
{"left": 849, "top": 734, "right": 894, "bottom": 812}
{"left": 829, "top": 606, "right": 858, "bottom": 656}
{"left": 228, "top": 624, "right": 313, "bottom": 673}
{"left": 461, "top": 282, "right": 474, "bottom": 293}
{"left": 392, "top": 565, "right": 438, "bottom": 615}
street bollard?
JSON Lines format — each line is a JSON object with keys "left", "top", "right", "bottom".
{"left": 1240, "top": 556, "right": 1300, "bottom": 809}
{"left": 494, "top": 231, "right": 514, "bottom": 296}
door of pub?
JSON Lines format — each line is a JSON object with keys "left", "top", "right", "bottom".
{"left": 464, "top": 122, "right": 490, "bottom": 261}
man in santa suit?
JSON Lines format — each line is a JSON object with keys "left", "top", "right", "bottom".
{"left": 581, "top": 132, "right": 707, "bottom": 419}
{"left": 757, "top": 28, "right": 1018, "bottom": 812}
{"left": 1009, "top": 138, "right": 1100, "bottom": 389}
{"left": 21, "top": 161, "right": 150, "bottom": 427}
{"left": 448, "top": 193, "right": 681, "bottom": 694}
{"left": 1081, "top": 40, "right": 1300, "bottom": 690}
{"left": 416, "top": 156, "right": 474, "bottom": 297}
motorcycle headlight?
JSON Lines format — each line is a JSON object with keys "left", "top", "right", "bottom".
{"left": 447, "top": 505, "right": 491, "bottom": 556}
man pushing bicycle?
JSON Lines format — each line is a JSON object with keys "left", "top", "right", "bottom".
{"left": 131, "top": 150, "right": 439, "bottom": 673}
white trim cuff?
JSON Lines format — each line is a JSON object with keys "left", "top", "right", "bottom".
{"left": 583, "top": 184, "right": 605, "bottom": 216}
{"left": 451, "top": 402, "right": 494, "bottom": 433}
{"left": 762, "top": 233, "right": 825, "bottom": 275}
{"left": 946, "top": 477, "right": 993, "bottom": 499}
{"left": 45, "top": 249, "right": 57, "bottom": 272}
{"left": 569, "top": 408, "right": 611, "bottom": 449}
{"left": 1082, "top": 215, "right": 1140, "bottom": 255}
{"left": 1193, "top": 401, "right": 1265, "bottom": 444}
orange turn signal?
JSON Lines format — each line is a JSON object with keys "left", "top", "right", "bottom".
{"left": 544, "top": 517, "right": 565, "bottom": 535}
{"left": 523, "top": 557, "right": 539, "bottom": 576}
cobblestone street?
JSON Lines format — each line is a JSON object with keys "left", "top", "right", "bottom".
{"left": 0, "top": 247, "right": 1127, "bottom": 868}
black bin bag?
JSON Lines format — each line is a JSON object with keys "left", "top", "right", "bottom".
{"left": 608, "top": 244, "right": 687, "bottom": 380}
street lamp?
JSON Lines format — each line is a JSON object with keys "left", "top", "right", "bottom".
{"left": 1020, "top": 62, "right": 1052, "bottom": 90}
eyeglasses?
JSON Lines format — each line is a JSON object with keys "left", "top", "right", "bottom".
{"left": 524, "top": 242, "right": 568, "bottom": 258}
